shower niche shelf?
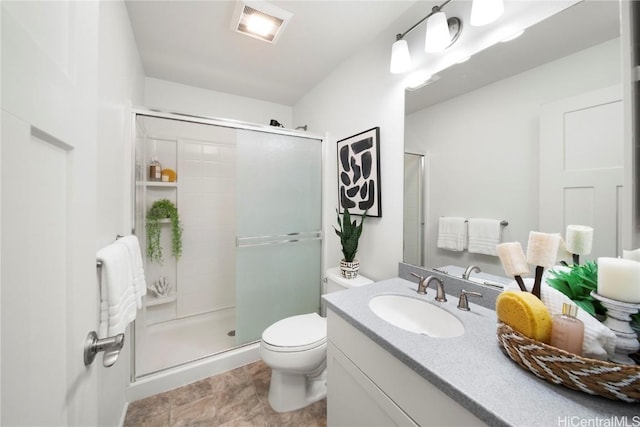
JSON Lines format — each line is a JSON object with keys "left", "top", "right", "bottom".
{"left": 138, "top": 134, "right": 180, "bottom": 326}
{"left": 142, "top": 181, "right": 178, "bottom": 188}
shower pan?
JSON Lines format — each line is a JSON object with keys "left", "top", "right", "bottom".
{"left": 131, "top": 110, "right": 323, "bottom": 382}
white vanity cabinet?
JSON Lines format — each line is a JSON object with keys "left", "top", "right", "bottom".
{"left": 327, "top": 309, "right": 487, "bottom": 427}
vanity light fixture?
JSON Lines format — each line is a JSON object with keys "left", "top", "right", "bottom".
{"left": 424, "top": 6, "right": 452, "bottom": 53}
{"left": 390, "top": 37, "right": 412, "bottom": 74}
{"left": 470, "top": 0, "right": 504, "bottom": 27}
{"left": 231, "top": 1, "right": 292, "bottom": 43}
{"left": 390, "top": 0, "right": 462, "bottom": 74}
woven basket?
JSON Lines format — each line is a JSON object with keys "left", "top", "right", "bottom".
{"left": 496, "top": 322, "right": 640, "bottom": 403}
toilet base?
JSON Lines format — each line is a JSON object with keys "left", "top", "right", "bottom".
{"left": 267, "top": 368, "right": 327, "bottom": 413}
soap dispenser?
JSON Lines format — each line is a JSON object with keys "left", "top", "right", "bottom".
{"left": 550, "top": 303, "right": 584, "bottom": 355}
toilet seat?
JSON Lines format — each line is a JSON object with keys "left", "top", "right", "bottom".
{"left": 261, "top": 313, "right": 326, "bottom": 352}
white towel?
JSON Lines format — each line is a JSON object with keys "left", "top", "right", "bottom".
{"left": 97, "top": 243, "right": 137, "bottom": 337}
{"left": 116, "top": 235, "right": 147, "bottom": 309}
{"left": 467, "top": 218, "right": 502, "bottom": 256}
{"left": 505, "top": 278, "right": 617, "bottom": 360}
{"left": 437, "top": 217, "right": 467, "bottom": 251}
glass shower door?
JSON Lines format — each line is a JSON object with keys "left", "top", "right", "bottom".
{"left": 235, "top": 130, "right": 322, "bottom": 344}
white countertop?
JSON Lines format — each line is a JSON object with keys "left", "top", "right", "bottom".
{"left": 323, "top": 277, "right": 639, "bottom": 427}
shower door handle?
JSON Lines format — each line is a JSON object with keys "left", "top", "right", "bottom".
{"left": 236, "top": 231, "right": 323, "bottom": 247}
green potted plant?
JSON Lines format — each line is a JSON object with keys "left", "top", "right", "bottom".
{"left": 146, "top": 199, "right": 183, "bottom": 265}
{"left": 334, "top": 208, "right": 366, "bottom": 278}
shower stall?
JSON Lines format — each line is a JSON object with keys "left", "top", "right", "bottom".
{"left": 132, "top": 110, "right": 323, "bottom": 381}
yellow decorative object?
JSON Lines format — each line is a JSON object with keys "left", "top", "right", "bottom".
{"left": 162, "top": 168, "right": 177, "bottom": 182}
{"left": 496, "top": 291, "right": 552, "bottom": 343}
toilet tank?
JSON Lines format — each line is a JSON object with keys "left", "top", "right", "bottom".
{"left": 324, "top": 267, "right": 373, "bottom": 294}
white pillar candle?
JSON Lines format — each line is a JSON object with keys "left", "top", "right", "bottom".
{"left": 623, "top": 249, "right": 640, "bottom": 262}
{"left": 565, "top": 225, "right": 593, "bottom": 255}
{"left": 527, "top": 231, "right": 560, "bottom": 267}
{"left": 597, "top": 257, "right": 640, "bottom": 303}
{"left": 496, "top": 242, "right": 529, "bottom": 276}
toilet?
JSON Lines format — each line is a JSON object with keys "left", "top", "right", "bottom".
{"left": 259, "top": 267, "right": 373, "bottom": 412}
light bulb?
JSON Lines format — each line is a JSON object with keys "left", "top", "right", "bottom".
{"left": 390, "top": 39, "right": 411, "bottom": 74}
{"left": 246, "top": 14, "right": 275, "bottom": 36}
{"left": 425, "top": 10, "right": 450, "bottom": 53}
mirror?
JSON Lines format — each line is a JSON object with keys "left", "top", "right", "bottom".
{"left": 403, "top": 1, "right": 622, "bottom": 275}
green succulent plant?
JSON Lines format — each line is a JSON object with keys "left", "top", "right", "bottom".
{"left": 146, "top": 199, "right": 183, "bottom": 265}
{"left": 333, "top": 208, "right": 366, "bottom": 262}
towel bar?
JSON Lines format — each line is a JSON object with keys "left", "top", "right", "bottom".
{"left": 90, "top": 233, "right": 136, "bottom": 367}
{"left": 457, "top": 219, "right": 509, "bottom": 226}
{"left": 96, "top": 235, "right": 126, "bottom": 268}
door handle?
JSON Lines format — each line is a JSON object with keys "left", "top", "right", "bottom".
{"left": 83, "top": 331, "right": 125, "bottom": 367}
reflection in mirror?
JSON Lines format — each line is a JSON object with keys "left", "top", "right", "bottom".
{"left": 403, "top": 1, "right": 622, "bottom": 275}
{"left": 403, "top": 152, "right": 425, "bottom": 266}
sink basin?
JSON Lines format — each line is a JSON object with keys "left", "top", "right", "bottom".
{"left": 368, "top": 294, "right": 464, "bottom": 337}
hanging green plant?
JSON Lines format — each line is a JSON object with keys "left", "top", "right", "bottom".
{"left": 146, "top": 199, "right": 182, "bottom": 265}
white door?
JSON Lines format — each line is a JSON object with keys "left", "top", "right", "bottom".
{"left": 539, "top": 85, "right": 623, "bottom": 259}
{"left": 1, "top": 2, "right": 100, "bottom": 425}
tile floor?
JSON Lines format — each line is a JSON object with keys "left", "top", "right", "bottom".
{"left": 124, "top": 360, "right": 327, "bottom": 426}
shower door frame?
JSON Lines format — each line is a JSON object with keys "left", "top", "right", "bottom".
{"left": 129, "top": 107, "right": 325, "bottom": 382}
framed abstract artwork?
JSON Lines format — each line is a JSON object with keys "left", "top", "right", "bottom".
{"left": 337, "top": 127, "right": 381, "bottom": 217}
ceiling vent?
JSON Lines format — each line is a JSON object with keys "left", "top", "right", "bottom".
{"left": 231, "top": 1, "right": 292, "bottom": 43}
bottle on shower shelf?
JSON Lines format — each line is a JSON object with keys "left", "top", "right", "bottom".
{"left": 149, "top": 139, "right": 162, "bottom": 182}
{"left": 149, "top": 156, "right": 162, "bottom": 181}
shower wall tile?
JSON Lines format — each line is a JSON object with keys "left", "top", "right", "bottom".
{"left": 180, "top": 142, "right": 202, "bottom": 160}
{"left": 177, "top": 138, "right": 237, "bottom": 319}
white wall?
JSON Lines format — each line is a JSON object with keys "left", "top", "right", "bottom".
{"left": 293, "top": 27, "right": 406, "bottom": 282}
{"left": 96, "top": 1, "right": 145, "bottom": 425}
{"left": 144, "top": 77, "right": 293, "bottom": 128}
{"left": 405, "top": 39, "right": 621, "bottom": 275}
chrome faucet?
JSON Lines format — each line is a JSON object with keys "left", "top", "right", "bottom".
{"left": 462, "top": 265, "right": 481, "bottom": 280}
{"left": 457, "top": 290, "right": 483, "bottom": 311}
{"left": 410, "top": 273, "right": 447, "bottom": 302}
{"left": 410, "top": 273, "right": 428, "bottom": 294}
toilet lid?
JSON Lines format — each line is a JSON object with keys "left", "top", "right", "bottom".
{"left": 262, "top": 313, "right": 327, "bottom": 348}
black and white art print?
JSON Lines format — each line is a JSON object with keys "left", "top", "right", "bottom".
{"left": 337, "top": 127, "right": 381, "bottom": 217}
